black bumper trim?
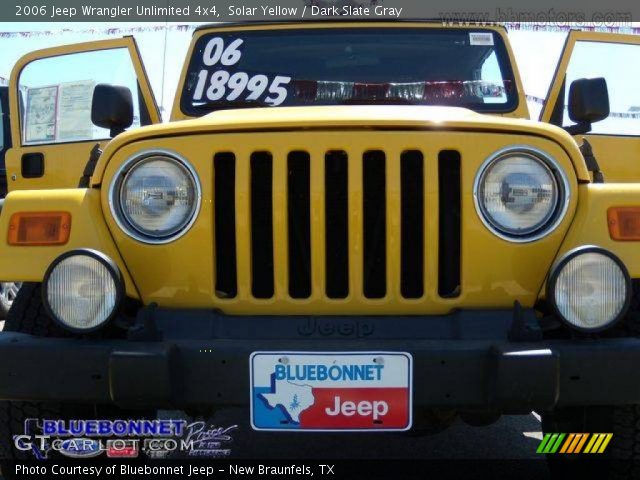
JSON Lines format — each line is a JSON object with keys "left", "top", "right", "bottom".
{"left": 1, "top": 332, "right": 640, "bottom": 411}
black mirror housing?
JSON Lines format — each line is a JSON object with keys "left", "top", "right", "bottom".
{"left": 91, "top": 84, "right": 133, "bottom": 137}
{"left": 566, "top": 78, "right": 609, "bottom": 134}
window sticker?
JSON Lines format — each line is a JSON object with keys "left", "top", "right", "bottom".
{"left": 24, "top": 85, "right": 58, "bottom": 143}
{"left": 192, "top": 36, "right": 292, "bottom": 106}
{"left": 56, "top": 80, "right": 96, "bottom": 141}
{"left": 469, "top": 32, "right": 495, "bottom": 46}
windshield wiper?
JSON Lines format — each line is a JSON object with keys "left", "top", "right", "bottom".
{"left": 191, "top": 99, "right": 269, "bottom": 111}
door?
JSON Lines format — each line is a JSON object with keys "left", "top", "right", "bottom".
{"left": 6, "top": 37, "right": 160, "bottom": 192}
{"left": 541, "top": 30, "right": 640, "bottom": 182}
{"left": 0, "top": 86, "right": 10, "bottom": 198}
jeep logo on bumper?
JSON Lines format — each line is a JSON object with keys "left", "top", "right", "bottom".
{"left": 297, "top": 318, "right": 375, "bottom": 338}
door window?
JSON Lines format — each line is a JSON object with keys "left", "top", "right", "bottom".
{"left": 555, "top": 41, "right": 640, "bottom": 136}
{"left": 18, "top": 48, "right": 147, "bottom": 145}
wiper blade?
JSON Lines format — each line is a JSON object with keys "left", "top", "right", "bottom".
{"left": 191, "top": 99, "right": 269, "bottom": 111}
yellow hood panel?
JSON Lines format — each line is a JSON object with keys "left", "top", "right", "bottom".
{"left": 92, "top": 106, "right": 589, "bottom": 183}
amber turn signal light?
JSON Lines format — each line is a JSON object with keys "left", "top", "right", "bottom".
{"left": 608, "top": 207, "right": 640, "bottom": 241}
{"left": 7, "top": 212, "right": 71, "bottom": 246}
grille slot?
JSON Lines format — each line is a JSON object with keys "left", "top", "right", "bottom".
{"left": 363, "top": 150, "right": 386, "bottom": 299}
{"left": 325, "top": 151, "right": 349, "bottom": 299}
{"left": 401, "top": 150, "right": 424, "bottom": 299}
{"left": 214, "top": 153, "right": 237, "bottom": 298}
{"left": 438, "top": 150, "right": 461, "bottom": 298}
{"left": 250, "top": 152, "right": 274, "bottom": 299}
{"left": 287, "top": 151, "right": 312, "bottom": 299}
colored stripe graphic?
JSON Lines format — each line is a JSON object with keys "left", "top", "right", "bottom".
{"left": 584, "top": 434, "right": 599, "bottom": 453}
{"left": 567, "top": 434, "right": 581, "bottom": 453}
{"left": 585, "top": 434, "right": 614, "bottom": 454}
{"left": 537, "top": 433, "right": 566, "bottom": 454}
{"left": 559, "top": 433, "right": 574, "bottom": 454}
{"left": 574, "top": 434, "right": 590, "bottom": 453}
{"left": 566, "top": 433, "right": 588, "bottom": 453}
{"left": 598, "top": 434, "right": 613, "bottom": 453}
{"left": 549, "top": 433, "right": 566, "bottom": 453}
{"left": 539, "top": 433, "right": 613, "bottom": 454}
{"left": 537, "top": 433, "right": 552, "bottom": 454}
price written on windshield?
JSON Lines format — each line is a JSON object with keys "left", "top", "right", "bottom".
{"left": 192, "top": 37, "right": 292, "bottom": 106}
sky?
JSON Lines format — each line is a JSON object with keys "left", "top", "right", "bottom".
{"left": 0, "top": 22, "right": 636, "bottom": 126}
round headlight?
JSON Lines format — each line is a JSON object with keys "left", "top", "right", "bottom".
{"left": 474, "top": 147, "right": 569, "bottom": 242}
{"left": 43, "top": 250, "right": 123, "bottom": 333}
{"left": 111, "top": 151, "right": 201, "bottom": 243}
{"left": 548, "top": 246, "right": 631, "bottom": 332}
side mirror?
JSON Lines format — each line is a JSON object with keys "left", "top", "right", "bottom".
{"left": 91, "top": 84, "right": 133, "bottom": 137}
{"left": 566, "top": 78, "right": 609, "bottom": 135}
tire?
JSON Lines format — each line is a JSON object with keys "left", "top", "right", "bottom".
{"left": 542, "top": 284, "right": 640, "bottom": 479}
{"left": 0, "top": 282, "right": 21, "bottom": 320}
{"left": 0, "top": 283, "right": 155, "bottom": 466}
{"left": 0, "top": 284, "right": 72, "bottom": 464}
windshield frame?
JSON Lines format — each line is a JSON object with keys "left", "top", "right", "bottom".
{"left": 176, "top": 23, "right": 521, "bottom": 119}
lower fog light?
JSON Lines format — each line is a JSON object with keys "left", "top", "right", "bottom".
{"left": 548, "top": 246, "right": 631, "bottom": 332}
{"left": 43, "top": 249, "right": 123, "bottom": 333}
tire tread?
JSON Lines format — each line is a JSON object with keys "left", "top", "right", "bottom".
{"left": 0, "top": 283, "right": 67, "bottom": 461}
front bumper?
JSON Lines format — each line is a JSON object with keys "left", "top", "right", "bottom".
{"left": 1, "top": 308, "right": 640, "bottom": 412}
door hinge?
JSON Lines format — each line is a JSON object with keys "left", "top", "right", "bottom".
{"left": 580, "top": 138, "right": 604, "bottom": 184}
{"left": 78, "top": 143, "right": 103, "bottom": 188}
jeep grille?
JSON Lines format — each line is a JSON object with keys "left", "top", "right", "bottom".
{"left": 212, "top": 148, "right": 461, "bottom": 302}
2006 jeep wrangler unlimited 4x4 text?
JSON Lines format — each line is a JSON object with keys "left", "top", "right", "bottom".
{"left": 1, "top": 22, "right": 640, "bottom": 474}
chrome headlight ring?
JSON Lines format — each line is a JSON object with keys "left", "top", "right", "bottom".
{"left": 108, "top": 149, "right": 202, "bottom": 245}
{"left": 473, "top": 145, "right": 570, "bottom": 243}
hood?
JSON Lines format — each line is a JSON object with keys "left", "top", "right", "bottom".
{"left": 94, "top": 105, "right": 589, "bottom": 182}
{"left": 114, "top": 105, "right": 548, "bottom": 138}
{"left": 197, "top": 105, "right": 481, "bottom": 129}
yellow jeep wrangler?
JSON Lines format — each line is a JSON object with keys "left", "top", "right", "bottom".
{"left": 1, "top": 22, "right": 640, "bottom": 467}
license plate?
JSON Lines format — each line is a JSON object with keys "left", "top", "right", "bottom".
{"left": 250, "top": 352, "right": 412, "bottom": 431}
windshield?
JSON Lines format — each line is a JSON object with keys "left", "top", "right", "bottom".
{"left": 181, "top": 27, "right": 518, "bottom": 116}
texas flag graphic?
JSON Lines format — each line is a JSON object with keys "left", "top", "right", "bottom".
{"left": 250, "top": 352, "right": 412, "bottom": 431}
